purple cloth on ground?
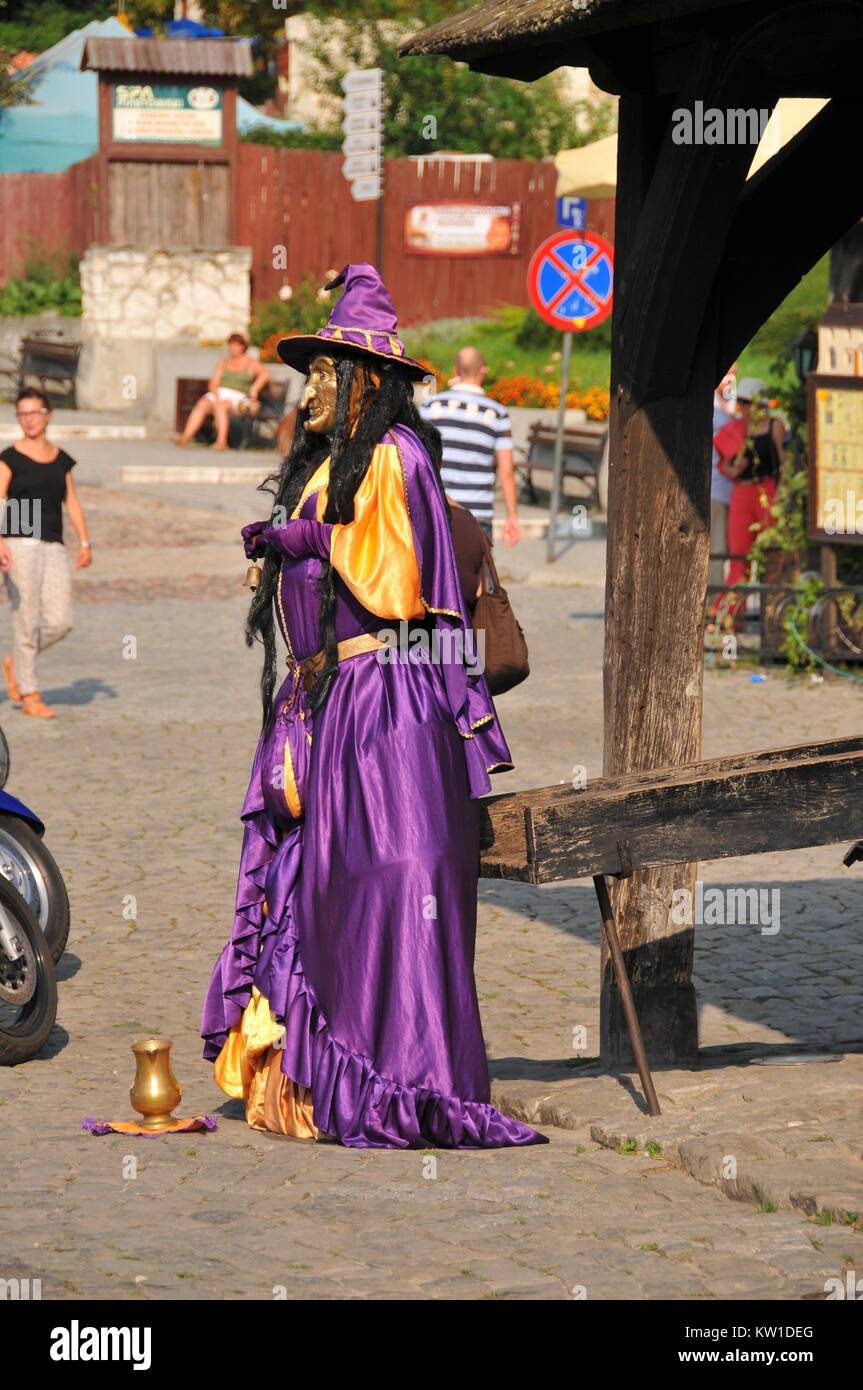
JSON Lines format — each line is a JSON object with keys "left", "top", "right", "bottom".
{"left": 201, "top": 424, "right": 546, "bottom": 1149}
{"left": 82, "top": 1116, "right": 218, "bottom": 1137}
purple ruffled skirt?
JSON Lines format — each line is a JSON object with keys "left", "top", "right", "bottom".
{"left": 202, "top": 651, "right": 548, "bottom": 1150}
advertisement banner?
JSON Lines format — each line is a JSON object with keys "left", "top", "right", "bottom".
{"left": 404, "top": 202, "right": 522, "bottom": 257}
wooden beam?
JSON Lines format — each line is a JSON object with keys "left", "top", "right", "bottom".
{"left": 480, "top": 734, "right": 863, "bottom": 860}
{"left": 595, "top": 2, "right": 863, "bottom": 1065}
{"left": 715, "top": 96, "right": 863, "bottom": 375}
{"left": 479, "top": 741, "right": 863, "bottom": 884}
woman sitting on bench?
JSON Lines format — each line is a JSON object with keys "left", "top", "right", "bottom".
{"left": 174, "top": 334, "right": 270, "bottom": 451}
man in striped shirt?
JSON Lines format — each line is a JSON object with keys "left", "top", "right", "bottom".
{"left": 420, "top": 347, "right": 522, "bottom": 545}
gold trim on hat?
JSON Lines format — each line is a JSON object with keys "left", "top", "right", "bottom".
{"left": 279, "top": 326, "right": 426, "bottom": 374}
{"left": 323, "top": 325, "right": 405, "bottom": 353}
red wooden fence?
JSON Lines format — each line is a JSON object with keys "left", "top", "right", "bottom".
{"left": 236, "top": 144, "right": 614, "bottom": 322}
{"left": 0, "top": 146, "right": 614, "bottom": 325}
{"left": 0, "top": 155, "right": 100, "bottom": 283}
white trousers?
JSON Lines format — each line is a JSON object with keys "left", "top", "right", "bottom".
{"left": 3, "top": 538, "right": 73, "bottom": 694}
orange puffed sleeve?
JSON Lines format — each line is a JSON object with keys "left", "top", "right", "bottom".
{"left": 328, "top": 442, "right": 424, "bottom": 620}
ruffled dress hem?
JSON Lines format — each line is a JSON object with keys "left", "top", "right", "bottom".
{"left": 202, "top": 825, "right": 547, "bottom": 1151}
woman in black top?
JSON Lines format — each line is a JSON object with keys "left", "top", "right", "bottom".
{"left": 720, "top": 376, "right": 785, "bottom": 590}
{"left": 0, "top": 389, "right": 92, "bottom": 718}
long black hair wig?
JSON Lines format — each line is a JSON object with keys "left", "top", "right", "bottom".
{"left": 246, "top": 351, "right": 445, "bottom": 725}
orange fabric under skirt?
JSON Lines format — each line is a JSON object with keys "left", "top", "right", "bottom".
{"left": 213, "top": 987, "right": 320, "bottom": 1139}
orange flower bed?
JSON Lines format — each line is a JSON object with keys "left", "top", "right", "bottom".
{"left": 488, "top": 376, "right": 610, "bottom": 420}
{"left": 260, "top": 332, "right": 290, "bottom": 364}
{"left": 415, "top": 357, "right": 448, "bottom": 392}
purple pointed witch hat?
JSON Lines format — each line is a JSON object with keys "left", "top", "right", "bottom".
{"left": 277, "top": 263, "right": 428, "bottom": 380}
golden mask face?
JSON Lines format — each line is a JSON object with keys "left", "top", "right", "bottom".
{"left": 301, "top": 354, "right": 338, "bottom": 434}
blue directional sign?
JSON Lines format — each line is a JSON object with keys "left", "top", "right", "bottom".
{"left": 527, "top": 230, "right": 614, "bottom": 332}
{"left": 556, "top": 195, "right": 586, "bottom": 230}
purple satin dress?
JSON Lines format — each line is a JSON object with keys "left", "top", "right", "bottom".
{"left": 201, "top": 424, "right": 547, "bottom": 1149}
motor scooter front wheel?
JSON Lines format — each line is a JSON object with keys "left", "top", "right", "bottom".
{"left": 0, "top": 877, "right": 57, "bottom": 1065}
{"left": 0, "top": 814, "right": 70, "bottom": 963}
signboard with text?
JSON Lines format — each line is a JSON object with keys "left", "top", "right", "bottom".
{"left": 341, "top": 68, "right": 383, "bottom": 202}
{"left": 404, "top": 202, "right": 521, "bottom": 257}
{"left": 556, "top": 195, "right": 587, "bottom": 230}
{"left": 112, "top": 83, "right": 222, "bottom": 144}
{"left": 807, "top": 375, "right": 863, "bottom": 544}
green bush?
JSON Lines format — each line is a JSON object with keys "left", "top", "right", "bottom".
{"left": 250, "top": 274, "right": 344, "bottom": 357}
{"left": 513, "top": 303, "right": 611, "bottom": 354}
{"left": 513, "top": 307, "right": 558, "bottom": 352}
{"left": 241, "top": 125, "right": 342, "bottom": 152}
{"left": 0, "top": 248, "right": 81, "bottom": 318}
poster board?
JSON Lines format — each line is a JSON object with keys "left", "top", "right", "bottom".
{"left": 404, "top": 202, "right": 521, "bottom": 256}
{"left": 807, "top": 375, "right": 863, "bottom": 545}
{"left": 112, "top": 83, "right": 223, "bottom": 146}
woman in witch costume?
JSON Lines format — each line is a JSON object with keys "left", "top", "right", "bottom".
{"left": 201, "top": 265, "right": 547, "bottom": 1149}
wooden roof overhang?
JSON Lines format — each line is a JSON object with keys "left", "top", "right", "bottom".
{"left": 400, "top": 0, "right": 863, "bottom": 97}
{"left": 404, "top": 1, "right": 863, "bottom": 402}
{"left": 81, "top": 36, "right": 254, "bottom": 78}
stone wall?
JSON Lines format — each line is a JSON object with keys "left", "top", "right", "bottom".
{"left": 77, "top": 246, "right": 251, "bottom": 412}
{"left": 81, "top": 246, "right": 251, "bottom": 342}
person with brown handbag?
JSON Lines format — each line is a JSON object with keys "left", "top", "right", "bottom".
{"left": 472, "top": 525, "right": 530, "bottom": 696}
{"left": 446, "top": 497, "right": 529, "bottom": 695}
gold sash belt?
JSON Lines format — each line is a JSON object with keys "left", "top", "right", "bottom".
{"left": 299, "top": 632, "right": 386, "bottom": 692}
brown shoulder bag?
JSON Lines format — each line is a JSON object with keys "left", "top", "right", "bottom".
{"left": 472, "top": 534, "right": 530, "bottom": 696}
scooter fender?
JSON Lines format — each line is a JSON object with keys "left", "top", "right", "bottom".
{"left": 0, "top": 789, "right": 44, "bottom": 836}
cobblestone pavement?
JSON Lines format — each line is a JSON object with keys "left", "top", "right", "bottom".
{"left": 0, "top": 455, "right": 861, "bottom": 1301}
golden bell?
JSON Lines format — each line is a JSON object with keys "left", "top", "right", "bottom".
{"left": 245, "top": 560, "right": 263, "bottom": 590}
{"left": 130, "top": 1037, "right": 182, "bottom": 1131}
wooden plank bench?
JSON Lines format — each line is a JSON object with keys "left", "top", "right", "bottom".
{"left": 18, "top": 337, "right": 82, "bottom": 406}
{"left": 519, "top": 419, "right": 609, "bottom": 510}
{"left": 236, "top": 380, "right": 290, "bottom": 450}
{"left": 479, "top": 735, "right": 863, "bottom": 1115}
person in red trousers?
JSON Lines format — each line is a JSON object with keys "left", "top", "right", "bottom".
{"left": 714, "top": 376, "right": 785, "bottom": 596}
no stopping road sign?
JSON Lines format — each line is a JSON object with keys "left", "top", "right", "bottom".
{"left": 528, "top": 229, "right": 614, "bottom": 332}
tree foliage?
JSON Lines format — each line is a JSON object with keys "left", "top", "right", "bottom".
{"left": 0, "top": 1, "right": 104, "bottom": 53}
{"left": 0, "top": 0, "right": 615, "bottom": 159}
{"left": 0, "top": 43, "right": 33, "bottom": 106}
{"left": 198, "top": 1, "right": 287, "bottom": 49}
{"left": 259, "top": 1, "right": 616, "bottom": 158}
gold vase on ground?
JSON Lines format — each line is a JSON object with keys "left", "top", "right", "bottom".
{"left": 130, "top": 1038, "right": 182, "bottom": 1131}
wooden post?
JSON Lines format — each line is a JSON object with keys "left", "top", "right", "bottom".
{"left": 820, "top": 545, "right": 838, "bottom": 587}
{"left": 600, "top": 94, "right": 713, "bottom": 1067}
{"left": 396, "top": 0, "right": 863, "bottom": 1079}
{"left": 223, "top": 84, "right": 239, "bottom": 246}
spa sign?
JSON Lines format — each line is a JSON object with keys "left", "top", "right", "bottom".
{"left": 404, "top": 202, "right": 522, "bottom": 257}
{"left": 112, "top": 84, "right": 223, "bottom": 145}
